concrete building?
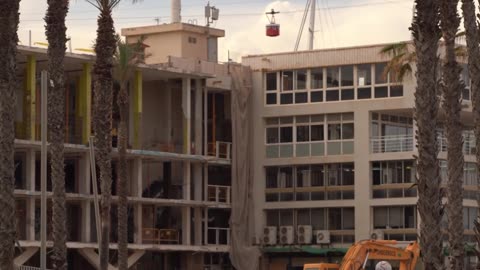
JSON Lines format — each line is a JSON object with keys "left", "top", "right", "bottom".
{"left": 13, "top": 21, "right": 236, "bottom": 270}
{"left": 242, "top": 44, "right": 478, "bottom": 270}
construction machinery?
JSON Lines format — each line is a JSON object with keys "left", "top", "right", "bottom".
{"left": 303, "top": 240, "right": 420, "bottom": 270}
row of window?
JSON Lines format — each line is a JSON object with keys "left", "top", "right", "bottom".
{"left": 266, "top": 163, "right": 355, "bottom": 189}
{"left": 266, "top": 208, "right": 355, "bottom": 231}
{"left": 264, "top": 63, "right": 404, "bottom": 105}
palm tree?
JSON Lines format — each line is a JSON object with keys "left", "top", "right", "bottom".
{"left": 114, "top": 35, "right": 145, "bottom": 270}
{"left": 0, "top": 1, "right": 20, "bottom": 269}
{"left": 85, "top": 1, "right": 141, "bottom": 268}
{"left": 439, "top": 0, "right": 464, "bottom": 269}
{"left": 411, "top": 1, "right": 444, "bottom": 270}
{"left": 460, "top": 0, "right": 480, "bottom": 267}
{"left": 45, "top": 1, "right": 69, "bottom": 269}
{"left": 379, "top": 42, "right": 416, "bottom": 82}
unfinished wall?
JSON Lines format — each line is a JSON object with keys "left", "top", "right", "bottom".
{"left": 142, "top": 80, "right": 171, "bottom": 149}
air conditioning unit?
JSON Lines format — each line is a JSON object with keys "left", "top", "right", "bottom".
{"left": 370, "top": 230, "right": 384, "bottom": 240}
{"left": 263, "top": 226, "right": 277, "bottom": 245}
{"left": 279, "top": 226, "right": 294, "bottom": 245}
{"left": 315, "top": 230, "right": 330, "bottom": 244}
{"left": 297, "top": 225, "right": 313, "bottom": 244}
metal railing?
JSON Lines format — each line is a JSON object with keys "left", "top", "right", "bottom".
{"left": 370, "top": 135, "right": 414, "bottom": 153}
{"left": 207, "top": 227, "right": 230, "bottom": 245}
{"left": 207, "top": 185, "right": 231, "bottom": 203}
{"left": 16, "top": 266, "right": 49, "bottom": 270}
{"left": 438, "top": 133, "right": 476, "bottom": 155}
{"left": 208, "top": 141, "right": 232, "bottom": 159}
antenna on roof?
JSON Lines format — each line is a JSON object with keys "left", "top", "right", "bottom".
{"left": 205, "top": 2, "right": 220, "bottom": 27}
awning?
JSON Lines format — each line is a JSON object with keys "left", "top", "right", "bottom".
{"left": 262, "top": 246, "right": 348, "bottom": 255}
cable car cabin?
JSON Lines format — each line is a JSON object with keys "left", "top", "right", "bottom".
{"left": 266, "top": 23, "right": 280, "bottom": 37}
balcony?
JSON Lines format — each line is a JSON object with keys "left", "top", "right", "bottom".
{"left": 370, "top": 135, "right": 413, "bottom": 153}
{"left": 208, "top": 141, "right": 232, "bottom": 159}
{"left": 207, "top": 227, "right": 230, "bottom": 245}
{"left": 438, "top": 132, "right": 476, "bottom": 155}
{"left": 207, "top": 185, "right": 231, "bottom": 204}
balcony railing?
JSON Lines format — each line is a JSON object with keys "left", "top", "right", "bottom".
{"left": 207, "top": 185, "right": 231, "bottom": 203}
{"left": 370, "top": 135, "right": 414, "bottom": 153}
{"left": 207, "top": 227, "right": 230, "bottom": 245}
{"left": 142, "top": 228, "right": 179, "bottom": 244}
{"left": 208, "top": 141, "right": 232, "bottom": 159}
{"left": 438, "top": 133, "right": 476, "bottom": 155}
{"left": 16, "top": 266, "right": 49, "bottom": 270}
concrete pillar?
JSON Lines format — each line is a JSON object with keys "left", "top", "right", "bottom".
{"left": 354, "top": 109, "right": 371, "bottom": 240}
{"left": 25, "top": 150, "right": 36, "bottom": 240}
{"left": 77, "top": 63, "right": 92, "bottom": 145}
{"left": 194, "top": 79, "right": 203, "bottom": 245}
{"left": 133, "top": 70, "right": 143, "bottom": 149}
{"left": 25, "top": 55, "right": 36, "bottom": 140}
{"left": 79, "top": 153, "right": 92, "bottom": 242}
{"left": 133, "top": 158, "right": 143, "bottom": 244}
{"left": 182, "top": 78, "right": 192, "bottom": 245}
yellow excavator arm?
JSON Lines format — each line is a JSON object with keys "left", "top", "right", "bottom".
{"left": 303, "top": 240, "right": 420, "bottom": 270}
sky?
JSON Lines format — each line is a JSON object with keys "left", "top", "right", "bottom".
{"left": 18, "top": 0, "right": 416, "bottom": 62}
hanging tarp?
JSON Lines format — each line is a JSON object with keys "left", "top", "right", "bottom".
{"left": 229, "top": 65, "right": 261, "bottom": 270}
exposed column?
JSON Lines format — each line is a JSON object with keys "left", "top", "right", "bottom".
{"left": 77, "top": 63, "right": 92, "bottom": 145}
{"left": 354, "top": 109, "right": 371, "bottom": 240}
{"left": 79, "top": 153, "right": 92, "bottom": 242}
{"left": 25, "top": 55, "right": 36, "bottom": 140}
{"left": 182, "top": 77, "right": 192, "bottom": 245}
{"left": 25, "top": 150, "right": 36, "bottom": 240}
{"left": 133, "top": 158, "right": 143, "bottom": 244}
{"left": 193, "top": 79, "right": 203, "bottom": 245}
{"left": 133, "top": 70, "right": 143, "bottom": 149}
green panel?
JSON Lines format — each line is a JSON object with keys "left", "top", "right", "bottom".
{"left": 280, "top": 144, "right": 294, "bottom": 158}
{"left": 327, "top": 142, "right": 342, "bottom": 155}
{"left": 343, "top": 141, "right": 354, "bottom": 154}
{"left": 311, "top": 142, "right": 325, "bottom": 156}
{"left": 296, "top": 144, "right": 310, "bottom": 157}
{"left": 266, "top": 145, "right": 279, "bottom": 158}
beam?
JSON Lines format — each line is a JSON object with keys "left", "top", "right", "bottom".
{"left": 25, "top": 55, "right": 36, "bottom": 140}
{"left": 78, "top": 248, "right": 117, "bottom": 270}
{"left": 133, "top": 70, "right": 143, "bottom": 149}
{"left": 14, "top": 247, "right": 39, "bottom": 266}
{"left": 127, "top": 250, "right": 146, "bottom": 268}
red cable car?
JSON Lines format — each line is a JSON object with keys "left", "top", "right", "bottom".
{"left": 266, "top": 9, "right": 280, "bottom": 37}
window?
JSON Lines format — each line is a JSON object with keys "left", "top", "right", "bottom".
{"left": 311, "top": 68, "right": 324, "bottom": 89}
{"left": 341, "top": 66, "right": 354, "bottom": 87}
{"left": 341, "top": 89, "right": 354, "bottom": 100}
{"left": 311, "top": 91, "right": 323, "bottom": 102}
{"left": 358, "top": 64, "right": 372, "bottom": 86}
{"left": 390, "top": 86, "right": 403, "bottom": 97}
{"left": 266, "top": 73, "right": 277, "bottom": 91}
{"left": 327, "top": 67, "right": 340, "bottom": 88}
{"left": 281, "top": 71, "right": 294, "bottom": 91}
{"left": 373, "top": 206, "right": 416, "bottom": 229}
{"left": 280, "top": 127, "right": 293, "bottom": 143}
{"left": 296, "top": 70, "right": 307, "bottom": 90}
{"left": 311, "top": 125, "right": 324, "bottom": 141}
{"left": 280, "top": 93, "right": 293, "bottom": 104}
{"left": 375, "top": 63, "right": 388, "bottom": 84}
{"left": 342, "top": 123, "right": 354, "bottom": 139}
{"left": 297, "top": 126, "right": 310, "bottom": 142}
{"left": 358, "top": 88, "right": 371, "bottom": 99}
{"left": 375, "top": 86, "right": 388, "bottom": 98}
{"left": 328, "top": 124, "right": 341, "bottom": 140}
{"left": 326, "top": 90, "right": 339, "bottom": 101}
{"left": 266, "top": 127, "right": 278, "bottom": 144}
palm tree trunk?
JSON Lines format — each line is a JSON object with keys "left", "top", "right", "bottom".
{"left": 440, "top": 0, "right": 464, "bottom": 269}
{"left": 117, "top": 83, "right": 129, "bottom": 270}
{"left": 0, "top": 1, "right": 20, "bottom": 269}
{"left": 45, "top": 1, "right": 69, "bottom": 269}
{"left": 411, "top": 1, "right": 444, "bottom": 270}
{"left": 461, "top": 1, "right": 480, "bottom": 267}
{"left": 93, "top": 7, "right": 116, "bottom": 270}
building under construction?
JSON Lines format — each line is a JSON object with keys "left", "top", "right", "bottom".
{"left": 12, "top": 14, "right": 244, "bottom": 269}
